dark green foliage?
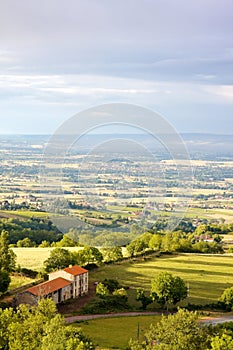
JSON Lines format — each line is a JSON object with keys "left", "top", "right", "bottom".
{"left": 0, "top": 230, "right": 16, "bottom": 273}
{"left": 102, "top": 278, "right": 120, "bottom": 293}
{"left": 136, "top": 289, "right": 153, "bottom": 310}
{"left": 0, "top": 218, "right": 62, "bottom": 245}
{"left": 0, "top": 230, "right": 16, "bottom": 294}
{"left": 81, "top": 295, "right": 131, "bottom": 314}
{"left": 79, "top": 246, "right": 103, "bottom": 265}
{"left": 17, "top": 267, "right": 38, "bottom": 279}
{"left": 0, "top": 270, "right": 11, "bottom": 294}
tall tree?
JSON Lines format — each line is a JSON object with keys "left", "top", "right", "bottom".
{"left": 0, "top": 299, "right": 94, "bottom": 350}
{"left": 0, "top": 230, "right": 16, "bottom": 272}
{"left": 151, "top": 272, "right": 188, "bottom": 309}
{"left": 220, "top": 286, "right": 233, "bottom": 310}
{"left": 0, "top": 230, "right": 16, "bottom": 294}
{"left": 44, "top": 248, "right": 76, "bottom": 272}
{"left": 129, "top": 308, "right": 208, "bottom": 350}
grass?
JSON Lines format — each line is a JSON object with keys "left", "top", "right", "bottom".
{"left": 88, "top": 254, "right": 233, "bottom": 307}
{"left": 9, "top": 274, "right": 36, "bottom": 290}
{"left": 75, "top": 315, "right": 161, "bottom": 349}
{"left": 12, "top": 247, "right": 83, "bottom": 271}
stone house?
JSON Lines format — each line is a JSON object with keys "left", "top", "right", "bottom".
{"left": 15, "top": 265, "right": 88, "bottom": 306}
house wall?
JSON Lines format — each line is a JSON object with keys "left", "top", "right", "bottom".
{"left": 49, "top": 270, "right": 74, "bottom": 282}
{"left": 14, "top": 291, "right": 38, "bottom": 306}
{"left": 72, "top": 272, "right": 88, "bottom": 297}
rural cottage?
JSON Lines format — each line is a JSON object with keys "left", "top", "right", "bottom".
{"left": 15, "top": 265, "right": 88, "bottom": 306}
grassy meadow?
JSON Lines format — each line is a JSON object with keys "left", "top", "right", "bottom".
{"left": 75, "top": 315, "right": 161, "bottom": 349}
{"left": 88, "top": 254, "right": 233, "bottom": 306}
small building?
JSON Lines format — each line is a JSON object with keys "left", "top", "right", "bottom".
{"left": 15, "top": 265, "right": 88, "bottom": 306}
{"left": 49, "top": 265, "right": 88, "bottom": 298}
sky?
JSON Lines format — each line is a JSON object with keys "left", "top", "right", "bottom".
{"left": 0, "top": 0, "right": 232, "bottom": 134}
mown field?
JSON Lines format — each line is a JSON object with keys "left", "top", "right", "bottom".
{"left": 74, "top": 315, "right": 161, "bottom": 349}
{"left": 88, "top": 253, "right": 233, "bottom": 307}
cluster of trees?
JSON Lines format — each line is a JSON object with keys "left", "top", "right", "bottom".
{"left": 0, "top": 230, "right": 16, "bottom": 294}
{"left": 136, "top": 272, "right": 188, "bottom": 310}
{"left": 126, "top": 230, "right": 224, "bottom": 257}
{"left": 82, "top": 279, "right": 130, "bottom": 314}
{"left": 129, "top": 308, "right": 233, "bottom": 350}
{"left": 0, "top": 299, "right": 94, "bottom": 350}
{"left": 43, "top": 246, "right": 103, "bottom": 272}
{"left": 43, "top": 246, "right": 125, "bottom": 273}
{"left": 0, "top": 218, "right": 62, "bottom": 245}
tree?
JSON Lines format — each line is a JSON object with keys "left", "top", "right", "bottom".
{"left": 0, "top": 230, "right": 16, "bottom": 294}
{"left": 210, "top": 331, "right": 233, "bottom": 350}
{"left": 101, "top": 247, "right": 123, "bottom": 263}
{"left": 0, "top": 299, "right": 94, "bottom": 350}
{"left": 96, "top": 282, "right": 110, "bottom": 297}
{"left": 79, "top": 246, "right": 103, "bottom": 265}
{"left": 149, "top": 234, "right": 162, "bottom": 251}
{"left": 112, "top": 288, "right": 128, "bottom": 298}
{"left": 151, "top": 272, "right": 188, "bottom": 309}
{"left": 102, "top": 279, "right": 120, "bottom": 293}
{"left": 17, "top": 237, "right": 35, "bottom": 247}
{"left": 0, "top": 230, "right": 16, "bottom": 272}
{"left": 0, "top": 270, "right": 11, "bottom": 295}
{"left": 129, "top": 308, "right": 208, "bottom": 350}
{"left": 136, "top": 289, "right": 153, "bottom": 310}
{"left": 44, "top": 248, "right": 76, "bottom": 272}
{"left": 56, "top": 234, "right": 78, "bottom": 247}
{"left": 220, "top": 286, "right": 233, "bottom": 310}
{"left": 39, "top": 240, "right": 51, "bottom": 248}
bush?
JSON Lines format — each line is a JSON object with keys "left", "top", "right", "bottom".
{"left": 20, "top": 268, "right": 38, "bottom": 279}
{"left": 102, "top": 278, "right": 120, "bottom": 293}
{"left": 81, "top": 295, "right": 131, "bottom": 314}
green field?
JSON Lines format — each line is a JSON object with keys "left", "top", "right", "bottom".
{"left": 88, "top": 254, "right": 233, "bottom": 306}
{"left": 75, "top": 315, "right": 161, "bottom": 349}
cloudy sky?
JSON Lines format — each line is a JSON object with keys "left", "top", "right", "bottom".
{"left": 0, "top": 0, "right": 232, "bottom": 134}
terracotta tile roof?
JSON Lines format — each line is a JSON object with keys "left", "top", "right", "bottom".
{"left": 27, "top": 277, "right": 71, "bottom": 297}
{"left": 63, "top": 265, "right": 88, "bottom": 276}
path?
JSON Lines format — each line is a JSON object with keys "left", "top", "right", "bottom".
{"left": 66, "top": 311, "right": 160, "bottom": 323}
{"left": 66, "top": 312, "right": 233, "bottom": 324}
{"left": 200, "top": 315, "right": 233, "bottom": 325}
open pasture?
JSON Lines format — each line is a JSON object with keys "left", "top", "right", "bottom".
{"left": 75, "top": 315, "right": 161, "bottom": 349}
{"left": 88, "top": 253, "right": 233, "bottom": 306}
